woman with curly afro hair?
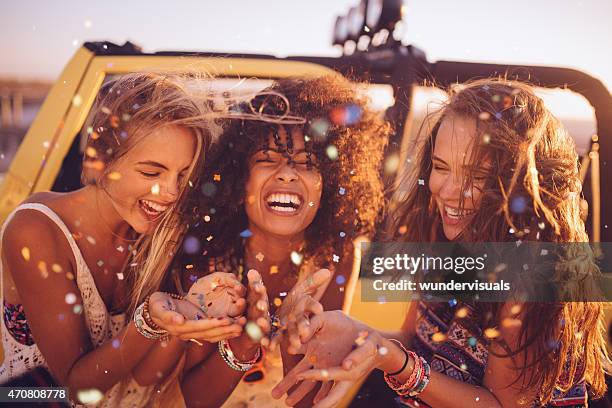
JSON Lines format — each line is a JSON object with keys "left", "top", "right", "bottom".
{"left": 173, "top": 76, "right": 391, "bottom": 407}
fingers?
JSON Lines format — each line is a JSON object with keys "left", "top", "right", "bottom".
{"left": 159, "top": 316, "right": 233, "bottom": 335}
{"left": 298, "top": 367, "right": 353, "bottom": 382}
{"left": 178, "top": 323, "right": 243, "bottom": 342}
{"left": 228, "top": 297, "right": 247, "bottom": 317}
{"left": 313, "top": 381, "right": 352, "bottom": 408}
{"left": 298, "top": 268, "right": 331, "bottom": 297}
{"left": 285, "top": 380, "right": 317, "bottom": 406}
{"left": 300, "top": 312, "right": 325, "bottom": 344}
{"left": 314, "top": 381, "right": 333, "bottom": 405}
{"left": 341, "top": 337, "right": 377, "bottom": 371}
{"left": 271, "top": 357, "right": 311, "bottom": 399}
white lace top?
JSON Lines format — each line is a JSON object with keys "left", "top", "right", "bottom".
{"left": 0, "top": 203, "right": 155, "bottom": 407}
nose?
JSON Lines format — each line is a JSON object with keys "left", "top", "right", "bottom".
{"left": 438, "top": 172, "right": 463, "bottom": 203}
{"left": 161, "top": 175, "right": 180, "bottom": 201}
{"left": 275, "top": 161, "right": 298, "bottom": 183}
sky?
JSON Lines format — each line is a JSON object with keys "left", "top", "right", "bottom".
{"left": 1, "top": 0, "right": 610, "bottom": 88}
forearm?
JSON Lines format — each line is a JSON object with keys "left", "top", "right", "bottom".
{"left": 132, "top": 336, "right": 186, "bottom": 386}
{"left": 181, "top": 337, "right": 259, "bottom": 408}
{"left": 66, "top": 322, "right": 157, "bottom": 392}
{"left": 377, "top": 339, "right": 502, "bottom": 408}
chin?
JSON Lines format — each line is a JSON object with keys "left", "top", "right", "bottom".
{"left": 442, "top": 225, "right": 462, "bottom": 241}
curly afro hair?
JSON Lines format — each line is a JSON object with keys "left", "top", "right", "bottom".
{"left": 177, "top": 75, "right": 391, "bottom": 273}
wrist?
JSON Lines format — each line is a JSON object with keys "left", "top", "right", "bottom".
{"left": 379, "top": 338, "right": 414, "bottom": 376}
{"left": 229, "top": 335, "right": 260, "bottom": 361}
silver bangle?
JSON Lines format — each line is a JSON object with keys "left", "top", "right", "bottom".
{"left": 133, "top": 302, "right": 168, "bottom": 340}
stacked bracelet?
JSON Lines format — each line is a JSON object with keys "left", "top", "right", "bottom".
{"left": 218, "top": 339, "right": 261, "bottom": 372}
{"left": 134, "top": 301, "right": 169, "bottom": 341}
{"left": 383, "top": 339, "right": 431, "bottom": 397}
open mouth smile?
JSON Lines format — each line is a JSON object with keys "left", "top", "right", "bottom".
{"left": 138, "top": 199, "right": 171, "bottom": 220}
{"left": 264, "top": 191, "right": 303, "bottom": 215}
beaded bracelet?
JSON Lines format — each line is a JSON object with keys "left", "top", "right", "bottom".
{"left": 143, "top": 293, "right": 184, "bottom": 331}
{"left": 218, "top": 339, "right": 261, "bottom": 372}
{"left": 133, "top": 302, "right": 169, "bottom": 341}
{"left": 383, "top": 340, "right": 430, "bottom": 397}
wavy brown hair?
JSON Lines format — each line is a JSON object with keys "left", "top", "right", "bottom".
{"left": 390, "top": 78, "right": 608, "bottom": 404}
{"left": 175, "top": 75, "right": 390, "bottom": 277}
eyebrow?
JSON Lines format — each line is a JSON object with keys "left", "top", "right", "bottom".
{"left": 255, "top": 148, "right": 308, "bottom": 154}
{"left": 432, "top": 155, "right": 449, "bottom": 166}
{"left": 136, "top": 161, "right": 190, "bottom": 172}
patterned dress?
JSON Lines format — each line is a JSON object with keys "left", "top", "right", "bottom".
{"left": 394, "top": 301, "right": 588, "bottom": 407}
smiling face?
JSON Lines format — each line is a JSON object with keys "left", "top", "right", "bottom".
{"left": 429, "top": 115, "right": 490, "bottom": 240}
{"left": 244, "top": 126, "right": 323, "bottom": 238}
{"left": 102, "top": 124, "right": 196, "bottom": 235}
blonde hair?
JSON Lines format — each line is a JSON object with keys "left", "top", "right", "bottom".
{"left": 81, "top": 72, "right": 221, "bottom": 404}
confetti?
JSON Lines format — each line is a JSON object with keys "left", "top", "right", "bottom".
{"left": 240, "top": 229, "right": 253, "bottom": 238}
{"left": 309, "top": 355, "right": 318, "bottom": 364}
{"left": 77, "top": 389, "right": 103, "bottom": 405}
{"left": 330, "top": 104, "right": 362, "bottom": 126}
{"left": 51, "top": 263, "right": 63, "bottom": 273}
{"left": 460, "top": 363, "right": 468, "bottom": 370}
{"left": 417, "top": 179, "right": 425, "bottom": 186}
{"left": 73, "top": 305, "right": 83, "bottom": 314}
{"left": 183, "top": 236, "right": 201, "bottom": 254}
{"left": 384, "top": 154, "right": 400, "bottom": 174}
{"left": 107, "top": 172, "right": 122, "bottom": 181}
{"left": 206, "top": 235, "right": 213, "bottom": 242}
{"left": 201, "top": 182, "right": 217, "bottom": 197}
{"left": 21, "top": 247, "right": 30, "bottom": 261}
{"left": 335, "top": 275, "right": 346, "bottom": 285}
{"left": 38, "top": 261, "right": 48, "bottom": 278}
{"left": 86, "top": 235, "right": 96, "bottom": 245}
{"left": 510, "top": 196, "right": 527, "bottom": 214}
{"left": 482, "top": 133, "right": 491, "bottom": 144}
{"left": 112, "top": 339, "right": 120, "bottom": 348}
{"left": 431, "top": 332, "right": 447, "bottom": 343}
{"left": 478, "top": 112, "right": 490, "bottom": 121}
{"left": 72, "top": 95, "right": 83, "bottom": 107}
{"left": 378, "top": 346, "right": 388, "bottom": 355}
{"left": 326, "top": 145, "right": 338, "bottom": 160}
{"left": 66, "top": 272, "right": 75, "bottom": 280}
{"left": 510, "top": 304, "right": 522, "bottom": 315}
{"left": 538, "top": 222, "right": 546, "bottom": 230}
{"left": 110, "top": 115, "right": 119, "bottom": 128}
{"left": 151, "top": 183, "right": 160, "bottom": 195}
{"left": 290, "top": 251, "right": 303, "bottom": 265}
{"left": 270, "top": 265, "right": 279, "bottom": 274}
{"left": 273, "top": 297, "right": 282, "bottom": 307}
{"left": 501, "top": 318, "right": 522, "bottom": 329}
{"left": 203, "top": 215, "right": 211, "bottom": 222}
{"left": 245, "top": 322, "right": 263, "bottom": 342}
{"left": 308, "top": 201, "right": 315, "bottom": 207}
{"left": 491, "top": 94, "right": 501, "bottom": 103}
{"left": 332, "top": 254, "right": 340, "bottom": 263}
{"left": 65, "top": 293, "right": 77, "bottom": 304}
{"left": 213, "top": 174, "right": 221, "bottom": 182}
{"left": 116, "top": 273, "right": 124, "bottom": 280}
{"left": 338, "top": 187, "right": 346, "bottom": 195}
{"left": 339, "top": 231, "right": 346, "bottom": 238}
{"left": 185, "top": 264, "right": 194, "bottom": 269}
{"left": 97, "top": 260, "right": 104, "bottom": 267}
{"left": 85, "top": 147, "right": 97, "bottom": 158}
{"left": 309, "top": 118, "right": 330, "bottom": 141}
{"left": 354, "top": 331, "right": 369, "bottom": 346}
{"left": 484, "top": 328, "right": 500, "bottom": 339}
{"left": 468, "top": 337, "right": 478, "bottom": 347}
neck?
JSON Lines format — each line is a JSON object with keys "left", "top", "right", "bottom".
{"left": 83, "top": 185, "right": 135, "bottom": 244}
{"left": 244, "top": 224, "right": 304, "bottom": 277}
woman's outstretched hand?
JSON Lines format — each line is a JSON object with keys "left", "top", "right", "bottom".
{"left": 268, "top": 268, "right": 331, "bottom": 353}
{"left": 148, "top": 291, "right": 245, "bottom": 343}
{"left": 271, "top": 310, "right": 366, "bottom": 407}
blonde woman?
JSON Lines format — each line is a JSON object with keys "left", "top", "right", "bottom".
{"left": 0, "top": 73, "right": 245, "bottom": 406}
